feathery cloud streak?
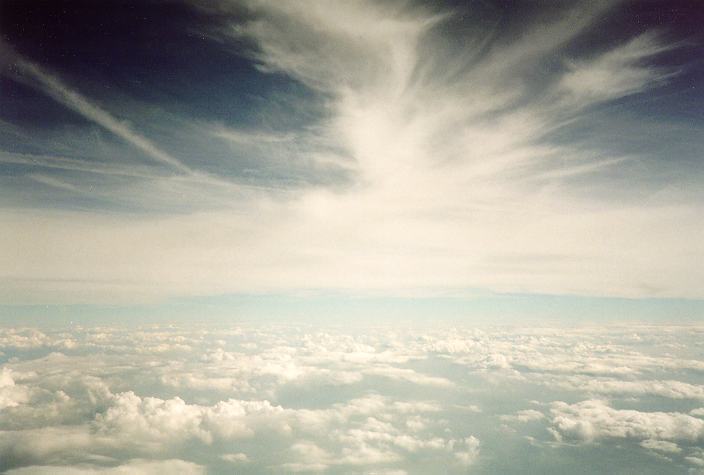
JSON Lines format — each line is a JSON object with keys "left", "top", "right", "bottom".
{"left": 7, "top": 50, "right": 193, "bottom": 175}
{"left": 0, "top": 0, "right": 702, "bottom": 303}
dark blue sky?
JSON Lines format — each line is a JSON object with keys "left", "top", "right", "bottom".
{"left": 2, "top": 1, "right": 703, "bottom": 134}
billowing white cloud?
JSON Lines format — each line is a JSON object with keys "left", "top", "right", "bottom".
{"left": 362, "top": 366, "right": 454, "bottom": 388}
{"left": 452, "top": 436, "right": 481, "bottom": 467}
{"left": 0, "top": 368, "right": 31, "bottom": 410}
{"left": 686, "top": 448, "right": 704, "bottom": 468}
{"left": 549, "top": 399, "right": 704, "bottom": 442}
{"left": 500, "top": 409, "right": 545, "bottom": 423}
{"left": 2, "top": 322, "right": 703, "bottom": 473}
{"left": 640, "top": 439, "right": 681, "bottom": 454}
{"left": 554, "top": 378, "right": 704, "bottom": 401}
{"left": 4, "top": 459, "right": 205, "bottom": 475}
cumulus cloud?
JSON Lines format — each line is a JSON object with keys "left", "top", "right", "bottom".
{"left": 687, "top": 448, "right": 704, "bottom": 468}
{"left": 4, "top": 459, "right": 205, "bottom": 475}
{"left": 2, "top": 322, "right": 704, "bottom": 472}
{"left": 500, "top": 409, "right": 545, "bottom": 423}
{"left": 549, "top": 399, "right": 704, "bottom": 442}
{"left": 554, "top": 378, "right": 704, "bottom": 401}
{"left": 640, "top": 439, "right": 682, "bottom": 454}
{"left": 363, "top": 366, "right": 454, "bottom": 388}
{"left": 452, "top": 436, "right": 481, "bottom": 467}
{"left": 0, "top": 368, "right": 31, "bottom": 410}
{"left": 220, "top": 452, "right": 249, "bottom": 464}
{"left": 0, "top": 322, "right": 482, "bottom": 472}
{"left": 557, "top": 32, "right": 675, "bottom": 105}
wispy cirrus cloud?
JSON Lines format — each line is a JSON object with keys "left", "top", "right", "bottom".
{"left": 27, "top": 173, "right": 83, "bottom": 194}
{"left": 4, "top": 46, "right": 193, "bottom": 175}
{"left": 0, "top": 0, "right": 701, "bottom": 303}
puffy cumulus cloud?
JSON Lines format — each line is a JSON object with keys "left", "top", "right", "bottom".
{"left": 640, "top": 439, "right": 681, "bottom": 454}
{"left": 553, "top": 378, "right": 704, "bottom": 401}
{"left": 154, "top": 332, "right": 433, "bottom": 400}
{"left": 549, "top": 400, "right": 704, "bottom": 443}
{"left": 418, "top": 325, "right": 704, "bottom": 400}
{"left": 0, "top": 329, "right": 53, "bottom": 349}
{"left": 280, "top": 437, "right": 390, "bottom": 472}
{"left": 219, "top": 452, "right": 249, "bottom": 464}
{"left": 0, "top": 425, "right": 115, "bottom": 468}
{"left": 687, "top": 448, "right": 704, "bottom": 469}
{"left": 0, "top": 326, "right": 202, "bottom": 355}
{"left": 0, "top": 380, "right": 475, "bottom": 472}
{"left": 362, "top": 366, "right": 454, "bottom": 388}
{"left": 2, "top": 322, "right": 704, "bottom": 472}
{"left": 451, "top": 436, "right": 481, "bottom": 467}
{"left": 0, "top": 342, "right": 477, "bottom": 473}
{"left": 4, "top": 459, "right": 205, "bottom": 475}
{"left": 95, "top": 392, "right": 214, "bottom": 445}
{"left": 92, "top": 391, "right": 476, "bottom": 471}
{"left": 94, "top": 391, "right": 288, "bottom": 447}
{"left": 500, "top": 409, "right": 545, "bottom": 423}
{"left": 0, "top": 368, "right": 31, "bottom": 410}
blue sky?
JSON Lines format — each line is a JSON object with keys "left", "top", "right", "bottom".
{"left": 1, "top": 0, "right": 703, "bottom": 317}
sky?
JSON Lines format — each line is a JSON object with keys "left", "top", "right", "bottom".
{"left": 1, "top": 0, "right": 704, "bottom": 317}
{"left": 3, "top": 3, "right": 704, "bottom": 474}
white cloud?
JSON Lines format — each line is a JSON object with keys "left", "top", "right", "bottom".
{"left": 554, "top": 378, "right": 704, "bottom": 401}
{"left": 0, "top": 369, "right": 31, "bottom": 410}
{"left": 640, "top": 439, "right": 681, "bottom": 454}
{"left": 0, "top": 425, "right": 113, "bottom": 467}
{"left": 3, "top": 322, "right": 704, "bottom": 472}
{"left": 686, "top": 448, "right": 704, "bottom": 468}
{"left": 4, "top": 459, "right": 205, "bottom": 475}
{"left": 500, "top": 409, "right": 545, "bottom": 423}
{"left": 93, "top": 391, "right": 294, "bottom": 448}
{"left": 363, "top": 366, "right": 454, "bottom": 388}
{"left": 220, "top": 452, "right": 249, "bottom": 464}
{"left": 550, "top": 399, "right": 704, "bottom": 442}
{"left": 0, "top": 329, "right": 52, "bottom": 349}
{"left": 452, "top": 436, "right": 481, "bottom": 467}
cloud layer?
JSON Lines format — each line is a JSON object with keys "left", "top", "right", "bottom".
{"left": 2, "top": 322, "right": 704, "bottom": 473}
